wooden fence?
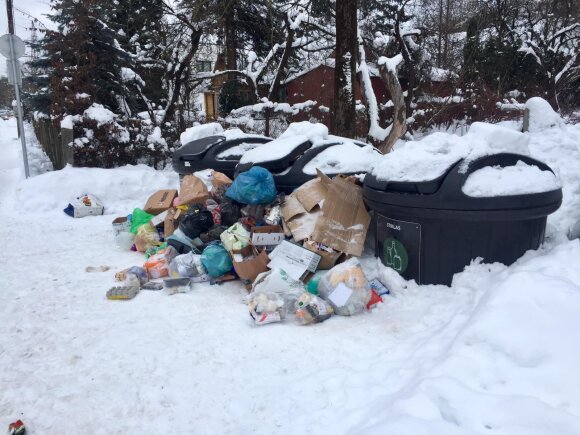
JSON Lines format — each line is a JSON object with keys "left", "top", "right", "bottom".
{"left": 32, "top": 118, "right": 74, "bottom": 170}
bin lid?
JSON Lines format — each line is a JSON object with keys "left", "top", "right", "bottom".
{"left": 364, "top": 153, "right": 562, "bottom": 212}
{"left": 173, "top": 135, "right": 226, "bottom": 162}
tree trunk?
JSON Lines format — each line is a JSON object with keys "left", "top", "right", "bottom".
{"left": 268, "top": 17, "right": 294, "bottom": 102}
{"left": 224, "top": 0, "right": 237, "bottom": 80}
{"left": 332, "top": 0, "right": 358, "bottom": 138}
{"left": 378, "top": 63, "right": 406, "bottom": 153}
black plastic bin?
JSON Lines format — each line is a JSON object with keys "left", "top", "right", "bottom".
{"left": 173, "top": 135, "right": 272, "bottom": 179}
{"left": 236, "top": 140, "right": 380, "bottom": 193}
{"left": 363, "top": 153, "right": 562, "bottom": 285}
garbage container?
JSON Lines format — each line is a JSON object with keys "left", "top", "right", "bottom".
{"left": 236, "top": 139, "right": 381, "bottom": 193}
{"left": 172, "top": 134, "right": 272, "bottom": 179}
{"left": 363, "top": 153, "right": 562, "bottom": 285}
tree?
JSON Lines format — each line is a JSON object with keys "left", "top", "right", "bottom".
{"left": 333, "top": 0, "right": 358, "bottom": 137}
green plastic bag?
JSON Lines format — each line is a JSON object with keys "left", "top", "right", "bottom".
{"left": 130, "top": 208, "right": 154, "bottom": 234}
{"left": 201, "top": 243, "right": 233, "bottom": 277}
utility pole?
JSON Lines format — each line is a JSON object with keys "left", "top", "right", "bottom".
{"left": 6, "top": 0, "right": 14, "bottom": 34}
{"left": 2, "top": 0, "right": 30, "bottom": 178}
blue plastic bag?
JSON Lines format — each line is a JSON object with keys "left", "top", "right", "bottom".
{"left": 226, "top": 166, "right": 277, "bottom": 205}
{"left": 201, "top": 243, "right": 233, "bottom": 277}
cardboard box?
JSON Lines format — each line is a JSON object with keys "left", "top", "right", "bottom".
{"left": 164, "top": 207, "right": 183, "bottom": 237}
{"left": 179, "top": 175, "right": 209, "bottom": 207}
{"left": 112, "top": 216, "right": 131, "bottom": 236}
{"left": 303, "top": 240, "right": 347, "bottom": 270}
{"left": 150, "top": 209, "right": 169, "bottom": 228}
{"left": 231, "top": 244, "right": 270, "bottom": 287}
{"left": 144, "top": 189, "right": 178, "bottom": 215}
{"left": 280, "top": 170, "right": 370, "bottom": 257}
{"left": 251, "top": 225, "right": 285, "bottom": 252}
{"left": 212, "top": 171, "right": 233, "bottom": 189}
{"left": 268, "top": 240, "right": 321, "bottom": 281}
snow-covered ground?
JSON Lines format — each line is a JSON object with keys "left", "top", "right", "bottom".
{"left": 1, "top": 117, "right": 580, "bottom": 434}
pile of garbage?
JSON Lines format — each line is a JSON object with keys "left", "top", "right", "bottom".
{"left": 68, "top": 166, "right": 390, "bottom": 326}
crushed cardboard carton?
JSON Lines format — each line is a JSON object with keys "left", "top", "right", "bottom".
{"left": 251, "top": 225, "right": 285, "bottom": 252}
{"left": 144, "top": 189, "right": 178, "bottom": 215}
{"left": 164, "top": 207, "right": 183, "bottom": 237}
{"left": 268, "top": 240, "right": 321, "bottom": 281}
{"left": 230, "top": 244, "right": 270, "bottom": 287}
{"left": 280, "top": 171, "right": 370, "bottom": 257}
{"left": 179, "top": 175, "right": 209, "bottom": 207}
{"left": 303, "top": 240, "right": 347, "bottom": 270}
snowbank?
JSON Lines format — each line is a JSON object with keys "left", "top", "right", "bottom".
{"left": 15, "top": 164, "right": 178, "bottom": 215}
{"left": 463, "top": 160, "right": 561, "bottom": 197}
{"left": 239, "top": 135, "right": 310, "bottom": 165}
{"left": 525, "top": 97, "right": 564, "bottom": 132}
{"left": 371, "top": 122, "right": 531, "bottom": 182}
{"left": 179, "top": 122, "right": 224, "bottom": 145}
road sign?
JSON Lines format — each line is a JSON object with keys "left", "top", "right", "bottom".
{"left": 0, "top": 34, "right": 25, "bottom": 59}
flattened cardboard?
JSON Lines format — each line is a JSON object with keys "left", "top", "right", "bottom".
{"left": 268, "top": 241, "right": 321, "bottom": 281}
{"left": 281, "top": 195, "right": 307, "bottom": 221}
{"left": 179, "top": 175, "right": 209, "bottom": 207}
{"left": 293, "top": 176, "right": 328, "bottom": 212}
{"left": 251, "top": 225, "right": 285, "bottom": 251}
{"left": 311, "top": 176, "right": 370, "bottom": 257}
{"left": 285, "top": 205, "right": 322, "bottom": 242}
{"left": 144, "top": 189, "right": 178, "bottom": 215}
{"left": 303, "top": 240, "right": 347, "bottom": 270}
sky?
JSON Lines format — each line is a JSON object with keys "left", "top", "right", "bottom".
{"left": 0, "top": 0, "right": 54, "bottom": 76}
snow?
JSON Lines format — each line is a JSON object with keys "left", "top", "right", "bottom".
{"left": 525, "top": 97, "right": 564, "bottom": 132}
{"left": 2, "top": 118, "right": 580, "bottom": 434}
{"left": 279, "top": 121, "right": 328, "bottom": 143}
{"left": 217, "top": 142, "right": 267, "bottom": 159}
{"left": 179, "top": 122, "right": 224, "bottom": 145}
{"left": 463, "top": 160, "right": 561, "bottom": 197}
{"left": 239, "top": 135, "right": 310, "bottom": 165}
{"left": 83, "top": 103, "right": 117, "bottom": 127}
{"left": 371, "top": 122, "right": 532, "bottom": 182}
{"left": 303, "top": 142, "right": 382, "bottom": 175}
{"left": 60, "top": 115, "right": 75, "bottom": 130}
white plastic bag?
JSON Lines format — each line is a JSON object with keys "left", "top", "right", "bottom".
{"left": 317, "top": 258, "right": 371, "bottom": 316}
{"left": 220, "top": 222, "right": 251, "bottom": 252}
{"left": 168, "top": 252, "right": 206, "bottom": 278}
{"left": 251, "top": 268, "right": 305, "bottom": 314}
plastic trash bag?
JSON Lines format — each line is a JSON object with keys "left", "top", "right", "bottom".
{"left": 179, "top": 204, "right": 214, "bottom": 239}
{"left": 317, "top": 258, "right": 371, "bottom": 316}
{"left": 134, "top": 223, "right": 161, "bottom": 253}
{"left": 219, "top": 200, "right": 241, "bottom": 227}
{"left": 248, "top": 292, "right": 286, "bottom": 326}
{"left": 201, "top": 243, "right": 233, "bottom": 277}
{"left": 226, "top": 166, "right": 277, "bottom": 205}
{"left": 168, "top": 252, "right": 207, "bottom": 278}
{"left": 251, "top": 268, "right": 305, "bottom": 314}
{"left": 295, "top": 293, "right": 334, "bottom": 325}
{"left": 131, "top": 208, "right": 155, "bottom": 234}
{"left": 143, "top": 246, "right": 178, "bottom": 279}
{"left": 220, "top": 222, "right": 251, "bottom": 252}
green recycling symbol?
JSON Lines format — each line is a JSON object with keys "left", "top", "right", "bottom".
{"left": 383, "top": 237, "right": 408, "bottom": 274}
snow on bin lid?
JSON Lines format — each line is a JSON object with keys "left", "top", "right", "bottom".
{"left": 180, "top": 122, "right": 224, "bottom": 144}
{"left": 240, "top": 135, "right": 310, "bottom": 165}
{"left": 303, "top": 141, "right": 381, "bottom": 175}
{"left": 462, "top": 160, "right": 561, "bottom": 197}
{"left": 279, "top": 121, "right": 328, "bottom": 144}
{"left": 217, "top": 141, "right": 269, "bottom": 160}
{"left": 370, "top": 122, "right": 531, "bottom": 183}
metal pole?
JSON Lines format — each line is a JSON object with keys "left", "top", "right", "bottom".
{"left": 9, "top": 48, "right": 29, "bottom": 178}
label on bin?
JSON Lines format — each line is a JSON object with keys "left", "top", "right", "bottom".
{"left": 377, "top": 215, "right": 421, "bottom": 283}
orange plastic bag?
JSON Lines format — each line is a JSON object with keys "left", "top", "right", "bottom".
{"left": 143, "top": 246, "right": 178, "bottom": 279}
